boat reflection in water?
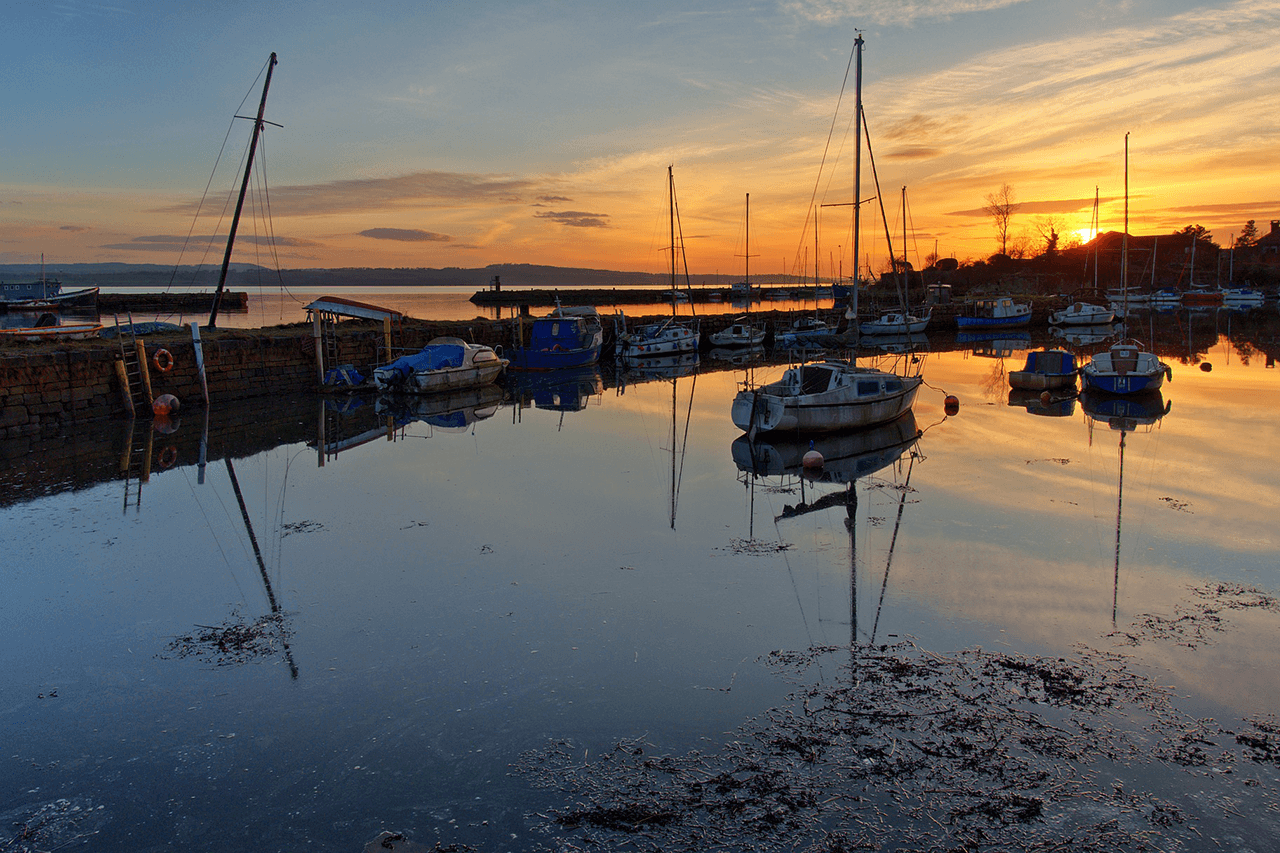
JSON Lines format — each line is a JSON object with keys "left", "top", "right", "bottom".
{"left": 1007, "top": 387, "right": 1077, "bottom": 417}
{"left": 505, "top": 366, "right": 604, "bottom": 415}
{"left": 1080, "top": 388, "right": 1171, "bottom": 625}
{"left": 732, "top": 410, "right": 921, "bottom": 484}
{"left": 374, "top": 384, "right": 504, "bottom": 431}
{"left": 617, "top": 351, "right": 699, "bottom": 382}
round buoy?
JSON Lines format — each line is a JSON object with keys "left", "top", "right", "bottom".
{"left": 802, "top": 439, "right": 824, "bottom": 470}
{"left": 1199, "top": 362, "right": 1212, "bottom": 373}
{"left": 153, "top": 414, "right": 180, "bottom": 435}
{"left": 944, "top": 394, "right": 960, "bottom": 416}
{"left": 152, "top": 393, "right": 180, "bottom": 416}
{"left": 1040, "top": 391, "right": 1052, "bottom": 406}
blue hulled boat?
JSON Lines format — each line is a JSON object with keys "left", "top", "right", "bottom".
{"left": 955, "top": 296, "right": 1031, "bottom": 330}
{"left": 509, "top": 306, "right": 603, "bottom": 370}
{"left": 1079, "top": 340, "right": 1171, "bottom": 395}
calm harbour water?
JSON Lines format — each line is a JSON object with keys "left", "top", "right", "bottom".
{"left": 3, "top": 298, "right": 1280, "bottom": 850}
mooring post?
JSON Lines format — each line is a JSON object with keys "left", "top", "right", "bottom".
{"left": 189, "top": 323, "right": 208, "bottom": 405}
{"left": 113, "top": 358, "right": 135, "bottom": 418}
{"left": 135, "top": 339, "right": 154, "bottom": 407}
{"left": 312, "top": 313, "right": 325, "bottom": 386}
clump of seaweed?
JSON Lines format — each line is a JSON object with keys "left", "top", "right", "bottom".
{"left": 518, "top": 640, "right": 1280, "bottom": 852}
{"left": 159, "top": 610, "right": 292, "bottom": 668}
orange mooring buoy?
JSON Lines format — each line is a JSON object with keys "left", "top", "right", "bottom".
{"left": 944, "top": 395, "right": 960, "bottom": 416}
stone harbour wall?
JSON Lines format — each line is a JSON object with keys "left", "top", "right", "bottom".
{"left": 0, "top": 327, "right": 382, "bottom": 440}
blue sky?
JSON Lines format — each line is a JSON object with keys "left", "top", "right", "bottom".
{"left": 3, "top": 0, "right": 1276, "bottom": 276}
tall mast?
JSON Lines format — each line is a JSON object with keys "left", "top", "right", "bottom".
{"left": 851, "top": 34, "right": 863, "bottom": 322}
{"left": 209, "top": 52, "right": 278, "bottom": 329}
{"left": 669, "top": 166, "right": 676, "bottom": 307}
{"left": 1121, "top": 132, "right": 1129, "bottom": 315}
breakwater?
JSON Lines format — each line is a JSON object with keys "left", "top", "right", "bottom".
{"left": 98, "top": 291, "right": 248, "bottom": 312}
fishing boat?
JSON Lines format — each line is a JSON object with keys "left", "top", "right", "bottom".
{"left": 733, "top": 36, "right": 922, "bottom": 436}
{"left": 1049, "top": 301, "right": 1115, "bottom": 326}
{"left": 859, "top": 310, "right": 931, "bottom": 336}
{"left": 508, "top": 305, "right": 603, "bottom": 370}
{"left": 373, "top": 336, "right": 507, "bottom": 394}
{"left": 615, "top": 167, "right": 700, "bottom": 358}
{"left": 708, "top": 317, "right": 765, "bottom": 347}
{"left": 1007, "top": 349, "right": 1077, "bottom": 391}
{"left": 955, "top": 296, "right": 1031, "bottom": 330}
{"left": 1080, "top": 339, "right": 1171, "bottom": 395}
{"left": 1221, "top": 287, "right": 1264, "bottom": 308}
{"left": 0, "top": 321, "right": 104, "bottom": 341}
{"left": 0, "top": 256, "right": 99, "bottom": 311}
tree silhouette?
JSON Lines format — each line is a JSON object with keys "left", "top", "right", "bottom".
{"left": 1235, "top": 220, "right": 1259, "bottom": 247}
{"left": 983, "top": 184, "right": 1019, "bottom": 255}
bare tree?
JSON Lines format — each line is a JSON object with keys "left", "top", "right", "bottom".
{"left": 983, "top": 184, "right": 1019, "bottom": 255}
{"left": 1032, "top": 215, "right": 1066, "bottom": 257}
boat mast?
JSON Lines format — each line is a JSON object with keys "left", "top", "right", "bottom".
{"left": 850, "top": 33, "right": 863, "bottom": 323}
{"left": 669, "top": 165, "right": 676, "bottom": 318}
{"left": 209, "top": 52, "right": 278, "bottom": 329}
{"left": 1121, "top": 133, "right": 1128, "bottom": 317}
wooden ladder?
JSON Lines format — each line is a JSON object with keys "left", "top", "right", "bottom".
{"left": 112, "top": 314, "right": 154, "bottom": 418}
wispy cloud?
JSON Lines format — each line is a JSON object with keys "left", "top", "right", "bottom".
{"left": 782, "top": 0, "right": 1033, "bottom": 26}
{"left": 98, "top": 234, "right": 320, "bottom": 251}
{"left": 157, "top": 171, "right": 541, "bottom": 217}
{"left": 358, "top": 228, "right": 451, "bottom": 242}
{"left": 533, "top": 210, "right": 612, "bottom": 228}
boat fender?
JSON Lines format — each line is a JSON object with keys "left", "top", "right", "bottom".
{"left": 158, "top": 446, "right": 178, "bottom": 468}
{"left": 802, "top": 440, "right": 824, "bottom": 470}
{"left": 944, "top": 395, "right": 960, "bottom": 416}
{"left": 1167, "top": 365, "right": 1175, "bottom": 381}
{"left": 152, "top": 393, "right": 180, "bottom": 415}
{"left": 153, "top": 348, "right": 175, "bottom": 373}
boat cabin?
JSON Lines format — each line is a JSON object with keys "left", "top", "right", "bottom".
{"left": 787, "top": 363, "right": 907, "bottom": 397}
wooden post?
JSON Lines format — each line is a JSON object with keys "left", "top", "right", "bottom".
{"left": 113, "top": 358, "right": 136, "bottom": 418}
{"left": 135, "top": 340, "right": 154, "bottom": 407}
{"left": 383, "top": 315, "right": 392, "bottom": 364}
{"left": 141, "top": 420, "right": 154, "bottom": 484}
{"left": 189, "top": 322, "right": 209, "bottom": 405}
{"left": 312, "top": 313, "right": 325, "bottom": 386}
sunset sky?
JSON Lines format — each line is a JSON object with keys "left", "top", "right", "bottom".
{"left": 3, "top": 0, "right": 1278, "bottom": 278}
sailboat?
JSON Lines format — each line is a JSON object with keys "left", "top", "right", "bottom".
{"left": 859, "top": 187, "right": 932, "bottom": 336}
{"left": 615, "top": 167, "right": 700, "bottom": 358}
{"left": 1080, "top": 135, "right": 1172, "bottom": 396}
{"left": 731, "top": 36, "right": 923, "bottom": 435}
{"left": 709, "top": 194, "right": 766, "bottom": 348}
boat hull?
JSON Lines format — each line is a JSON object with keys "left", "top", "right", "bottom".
{"left": 1008, "top": 370, "right": 1075, "bottom": 391}
{"left": 731, "top": 368, "right": 922, "bottom": 434}
{"left": 411, "top": 361, "right": 506, "bottom": 394}
{"left": 1080, "top": 343, "right": 1169, "bottom": 395}
{"left": 0, "top": 322, "right": 103, "bottom": 341}
{"left": 955, "top": 313, "right": 1030, "bottom": 330}
{"left": 508, "top": 344, "right": 601, "bottom": 370}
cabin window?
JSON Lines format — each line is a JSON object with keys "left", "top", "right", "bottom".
{"left": 884, "top": 378, "right": 902, "bottom": 393}
{"left": 857, "top": 380, "right": 881, "bottom": 396}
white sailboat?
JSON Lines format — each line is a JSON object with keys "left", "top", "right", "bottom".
{"left": 859, "top": 187, "right": 932, "bottom": 336}
{"left": 615, "top": 167, "right": 700, "bottom": 358}
{"left": 731, "top": 35, "right": 922, "bottom": 435}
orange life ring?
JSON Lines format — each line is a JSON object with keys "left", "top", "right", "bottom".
{"left": 158, "top": 446, "right": 178, "bottom": 468}
{"left": 152, "top": 348, "right": 175, "bottom": 373}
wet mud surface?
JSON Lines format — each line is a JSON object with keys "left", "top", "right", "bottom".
{"left": 513, "top": 582, "right": 1280, "bottom": 853}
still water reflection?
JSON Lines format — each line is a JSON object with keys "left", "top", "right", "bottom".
{"left": 3, "top": 334, "right": 1279, "bottom": 850}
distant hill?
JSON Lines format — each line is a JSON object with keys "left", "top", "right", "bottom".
{"left": 0, "top": 262, "right": 788, "bottom": 290}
